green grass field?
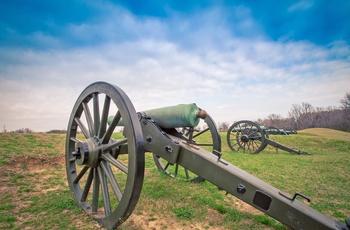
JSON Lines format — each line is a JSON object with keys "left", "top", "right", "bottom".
{"left": 0, "top": 129, "right": 349, "bottom": 229}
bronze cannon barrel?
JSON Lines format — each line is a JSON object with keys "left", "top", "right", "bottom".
{"left": 108, "top": 103, "right": 206, "bottom": 128}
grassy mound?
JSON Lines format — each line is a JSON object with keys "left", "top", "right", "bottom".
{"left": 300, "top": 128, "right": 350, "bottom": 141}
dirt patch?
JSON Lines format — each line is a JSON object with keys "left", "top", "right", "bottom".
{"left": 124, "top": 209, "right": 227, "bottom": 230}
{"left": 229, "top": 196, "right": 264, "bottom": 215}
{"left": 4, "top": 154, "right": 64, "bottom": 170}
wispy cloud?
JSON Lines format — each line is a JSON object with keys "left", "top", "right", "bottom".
{"left": 0, "top": 1, "right": 349, "bottom": 131}
{"left": 288, "top": 0, "right": 314, "bottom": 12}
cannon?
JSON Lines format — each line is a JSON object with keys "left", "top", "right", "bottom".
{"left": 265, "top": 126, "right": 298, "bottom": 135}
{"left": 227, "top": 120, "right": 309, "bottom": 155}
{"left": 65, "top": 82, "right": 349, "bottom": 229}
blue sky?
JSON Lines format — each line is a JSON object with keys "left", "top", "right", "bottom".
{"left": 0, "top": 0, "right": 349, "bottom": 132}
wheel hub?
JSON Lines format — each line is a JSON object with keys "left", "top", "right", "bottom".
{"left": 73, "top": 137, "right": 101, "bottom": 168}
{"left": 240, "top": 134, "right": 250, "bottom": 143}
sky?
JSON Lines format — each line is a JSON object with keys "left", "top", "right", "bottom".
{"left": 0, "top": 0, "right": 349, "bottom": 132}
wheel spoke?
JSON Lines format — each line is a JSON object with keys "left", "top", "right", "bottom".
{"left": 101, "top": 152, "right": 128, "bottom": 174}
{"left": 102, "top": 138, "right": 127, "bottom": 152}
{"left": 82, "top": 102, "right": 94, "bottom": 137}
{"left": 253, "top": 140, "right": 261, "bottom": 149}
{"left": 230, "top": 141, "right": 241, "bottom": 151}
{"left": 70, "top": 137, "right": 82, "bottom": 143}
{"left": 73, "top": 166, "right": 89, "bottom": 184}
{"left": 81, "top": 168, "right": 94, "bottom": 202}
{"left": 192, "top": 127, "right": 209, "bottom": 138}
{"left": 93, "top": 93, "right": 100, "bottom": 136}
{"left": 241, "top": 141, "right": 247, "bottom": 151}
{"left": 97, "top": 166, "right": 111, "bottom": 216}
{"left": 92, "top": 168, "right": 100, "bottom": 213}
{"left": 250, "top": 141, "right": 256, "bottom": 152}
{"left": 100, "top": 161, "right": 123, "bottom": 201}
{"left": 98, "top": 95, "right": 111, "bottom": 138}
{"left": 248, "top": 129, "right": 259, "bottom": 139}
{"left": 247, "top": 124, "right": 253, "bottom": 135}
{"left": 238, "top": 123, "right": 242, "bottom": 131}
{"left": 74, "top": 117, "right": 90, "bottom": 139}
{"left": 102, "top": 111, "right": 121, "bottom": 144}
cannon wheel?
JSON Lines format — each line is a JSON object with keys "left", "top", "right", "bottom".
{"left": 65, "top": 82, "right": 145, "bottom": 229}
{"left": 153, "top": 113, "right": 221, "bottom": 182}
{"left": 227, "top": 120, "right": 267, "bottom": 154}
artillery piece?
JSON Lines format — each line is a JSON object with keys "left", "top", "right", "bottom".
{"left": 65, "top": 82, "right": 349, "bottom": 229}
{"left": 265, "top": 126, "right": 298, "bottom": 135}
{"left": 227, "top": 120, "right": 309, "bottom": 155}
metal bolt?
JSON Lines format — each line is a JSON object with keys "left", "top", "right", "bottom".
{"left": 237, "top": 184, "right": 246, "bottom": 194}
{"left": 165, "top": 146, "right": 173, "bottom": 153}
{"left": 146, "top": 136, "right": 152, "bottom": 143}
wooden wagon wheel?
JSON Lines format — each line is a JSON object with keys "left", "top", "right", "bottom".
{"left": 227, "top": 120, "right": 267, "bottom": 154}
{"left": 65, "top": 82, "right": 145, "bottom": 229}
{"left": 153, "top": 112, "right": 221, "bottom": 182}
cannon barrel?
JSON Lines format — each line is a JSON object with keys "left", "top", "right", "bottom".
{"left": 108, "top": 103, "right": 206, "bottom": 128}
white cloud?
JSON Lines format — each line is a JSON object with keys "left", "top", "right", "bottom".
{"left": 1, "top": 4, "right": 349, "bottom": 132}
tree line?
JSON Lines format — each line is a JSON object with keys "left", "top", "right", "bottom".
{"left": 219, "top": 92, "right": 350, "bottom": 132}
{"left": 4, "top": 93, "right": 350, "bottom": 133}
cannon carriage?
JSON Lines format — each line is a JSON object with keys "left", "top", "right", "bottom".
{"left": 66, "top": 82, "right": 349, "bottom": 229}
{"left": 226, "top": 120, "right": 309, "bottom": 155}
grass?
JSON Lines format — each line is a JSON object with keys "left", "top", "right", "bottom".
{"left": 0, "top": 129, "right": 349, "bottom": 229}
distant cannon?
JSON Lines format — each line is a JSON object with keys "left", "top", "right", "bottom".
{"left": 265, "top": 126, "right": 298, "bottom": 135}
{"left": 65, "top": 82, "right": 348, "bottom": 229}
{"left": 226, "top": 120, "right": 309, "bottom": 155}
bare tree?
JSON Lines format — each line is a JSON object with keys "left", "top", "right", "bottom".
{"left": 256, "top": 93, "right": 350, "bottom": 131}
{"left": 288, "top": 104, "right": 302, "bottom": 129}
{"left": 287, "top": 102, "right": 316, "bottom": 129}
{"left": 12, "top": 128, "right": 34, "bottom": 133}
{"left": 218, "top": 122, "right": 230, "bottom": 132}
{"left": 340, "top": 92, "right": 350, "bottom": 109}
{"left": 300, "top": 102, "right": 316, "bottom": 128}
{"left": 340, "top": 92, "right": 350, "bottom": 131}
